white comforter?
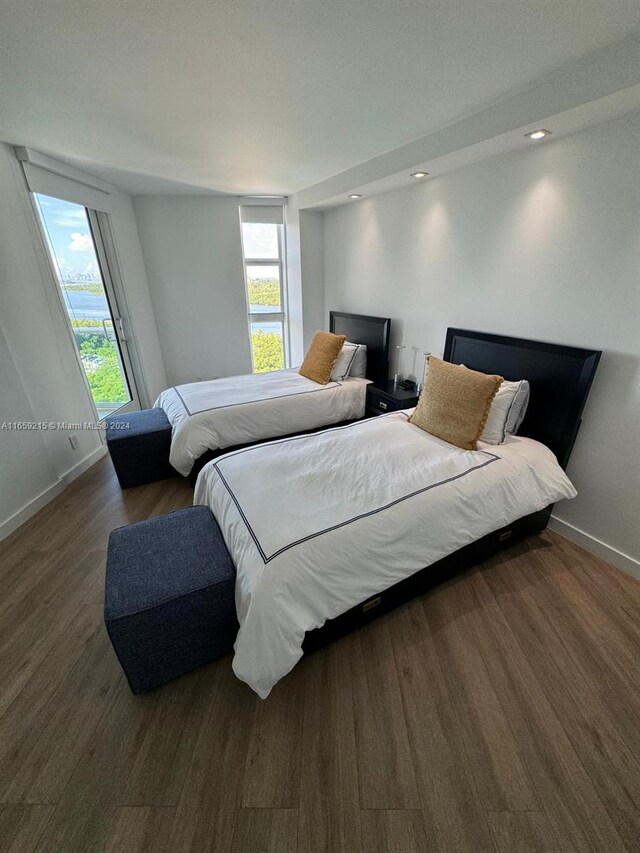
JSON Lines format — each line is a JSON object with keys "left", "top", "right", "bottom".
{"left": 194, "top": 411, "right": 576, "bottom": 698}
{"left": 155, "top": 369, "right": 367, "bottom": 475}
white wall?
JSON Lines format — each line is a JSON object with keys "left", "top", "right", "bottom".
{"left": 322, "top": 111, "right": 640, "bottom": 570}
{"left": 299, "top": 210, "right": 325, "bottom": 348}
{"left": 133, "top": 196, "right": 252, "bottom": 385}
{"left": 0, "top": 142, "right": 167, "bottom": 538}
{"left": 0, "top": 323, "right": 58, "bottom": 528}
{"left": 285, "top": 203, "right": 325, "bottom": 359}
{"left": 284, "top": 201, "right": 305, "bottom": 364}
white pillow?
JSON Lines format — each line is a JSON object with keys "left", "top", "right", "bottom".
{"left": 330, "top": 342, "right": 367, "bottom": 381}
{"left": 346, "top": 342, "right": 367, "bottom": 378}
{"left": 330, "top": 343, "right": 357, "bottom": 380}
{"left": 481, "top": 379, "right": 530, "bottom": 444}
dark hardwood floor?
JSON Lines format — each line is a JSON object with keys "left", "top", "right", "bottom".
{"left": 0, "top": 456, "right": 639, "bottom": 852}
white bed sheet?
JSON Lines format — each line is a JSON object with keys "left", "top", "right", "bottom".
{"left": 155, "top": 369, "right": 368, "bottom": 475}
{"left": 194, "top": 410, "right": 577, "bottom": 698}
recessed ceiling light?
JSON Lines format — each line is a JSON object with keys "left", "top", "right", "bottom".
{"left": 525, "top": 129, "right": 551, "bottom": 140}
{"left": 348, "top": 193, "right": 362, "bottom": 199}
{"left": 411, "top": 171, "right": 429, "bottom": 178}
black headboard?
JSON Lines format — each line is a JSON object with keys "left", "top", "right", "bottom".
{"left": 443, "top": 328, "right": 601, "bottom": 469}
{"left": 329, "top": 311, "right": 391, "bottom": 384}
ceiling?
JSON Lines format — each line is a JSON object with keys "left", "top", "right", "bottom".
{"left": 1, "top": 0, "right": 639, "bottom": 196}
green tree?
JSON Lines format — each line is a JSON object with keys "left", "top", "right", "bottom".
{"left": 61, "top": 283, "right": 104, "bottom": 295}
{"left": 76, "top": 332, "right": 128, "bottom": 404}
{"left": 251, "top": 330, "right": 284, "bottom": 372}
{"left": 247, "top": 279, "right": 280, "bottom": 308}
{"left": 70, "top": 318, "right": 102, "bottom": 328}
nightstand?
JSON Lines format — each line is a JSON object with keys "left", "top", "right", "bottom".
{"left": 366, "top": 380, "right": 420, "bottom": 417}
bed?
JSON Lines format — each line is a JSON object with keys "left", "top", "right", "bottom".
{"left": 194, "top": 329, "right": 601, "bottom": 698}
{"left": 155, "top": 311, "right": 390, "bottom": 476}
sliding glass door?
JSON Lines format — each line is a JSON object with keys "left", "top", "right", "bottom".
{"left": 34, "top": 194, "right": 139, "bottom": 417}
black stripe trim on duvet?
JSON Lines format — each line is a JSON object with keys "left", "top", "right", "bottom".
{"left": 212, "top": 443, "right": 499, "bottom": 565}
{"left": 212, "top": 465, "right": 269, "bottom": 563}
{"left": 172, "top": 380, "right": 343, "bottom": 417}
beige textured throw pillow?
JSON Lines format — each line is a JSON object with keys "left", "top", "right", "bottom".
{"left": 409, "top": 356, "right": 503, "bottom": 450}
{"left": 299, "top": 331, "right": 347, "bottom": 385}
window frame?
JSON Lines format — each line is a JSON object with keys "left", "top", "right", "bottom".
{"left": 17, "top": 148, "right": 148, "bottom": 411}
{"left": 30, "top": 192, "right": 141, "bottom": 417}
{"left": 240, "top": 218, "right": 290, "bottom": 372}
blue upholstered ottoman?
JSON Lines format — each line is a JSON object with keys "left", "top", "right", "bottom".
{"left": 105, "top": 506, "right": 238, "bottom": 693}
{"left": 105, "top": 407, "right": 176, "bottom": 488}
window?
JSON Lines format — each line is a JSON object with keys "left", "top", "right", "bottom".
{"left": 240, "top": 206, "right": 287, "bottom": 372}
{"left": 34, "top": 194, "right": 138, "bottom": 417}
{"left": 18, "top": 148, "right": 142, "bottom": 416}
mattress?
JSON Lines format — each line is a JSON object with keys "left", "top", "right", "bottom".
{"left": 155, "top": 368, "right": 368, "bottom": 475}
{"left": 194, "top": 410, "right": 577, "bottom": 698}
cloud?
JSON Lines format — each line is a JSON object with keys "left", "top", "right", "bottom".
{"left": 69, "top": 232, "right": 93, "bottom": 252}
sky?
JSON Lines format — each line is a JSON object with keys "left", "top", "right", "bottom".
{"left": 35, "top": 194, "right": 101, "bottom": 281}
{"left": 241, "top": 221, "right": 279, "bottom": 259}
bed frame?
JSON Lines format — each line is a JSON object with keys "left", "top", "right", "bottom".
{"left": 329, "top": 310, "right": 391, "bottom": 384}
{"left": 303, "top": 328, "right": 601, "bottom": 653}
{"left": 443, "top": 328, "right": 601, "bottom": 470}
{"left": 189, "top": 310, "right": 391, "bottom": 481}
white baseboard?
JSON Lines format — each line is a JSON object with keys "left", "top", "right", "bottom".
{"left": 57, "top": 444, "right": 107, "bottom": 487}
{"left": 0, "top": 445, "right": 107, "bottom": 543}
{"left": 549, "top": 515, "right": 640, "bottom": 580}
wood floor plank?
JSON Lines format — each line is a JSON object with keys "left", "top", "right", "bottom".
{"left": 423, "top": 577, "right": 538, "bottom": 813}
{"left": 549, "top": 532, "right": 640, "bottom": 606}
{"left": 104, "top": 806, "right": 174, "bottom": 853}
{"left": 0, "top": 552, "right": 107, "bottom": 717}
{"left": 388, "top": 599, "right": 496, "bottom": 852}
{"left": 474, "top": 562, "right": 630, "bottom": 851}
{"left": 487, "top": 811, "right": 563, "bottom": 853}
{"left": 0, "top": 552, "right": 64, "bottom": 622}
{"left": 538, "top": 552, "right": 640, "bottom": 685}
{"left": 351, "top": 620, "right": 420, "bottom": 810}
{"left": 121, "top": 668, "right": 212, "bottom": 807}
{"left": 0, "top": 606, "right": 102, "bottom": 799}
{"left": 0, "top": 533, "right": 33, "bottom": 580}
{"left": 0, "top": 546, "right": 104, "bottom": 643}
{"left": 231, "top": 808, "right": 298, "bottom": 853}
{"left": 32, "top": 681, "right": 152, "bottom": 853}
{"left": 514, "top": 568, "right": 640, "bottom": 848}
{"left": 554, "top": 576, "right": 640, "bottom": 700}
{"left": 360, "top": 809, "right": 427, "bottom": 853}
{"left": 3, "top": 623, "right": 122, "bottom": 805}
{"left": 564, "top": 557, "right": 640, "bottom": 632}
{"left": 0, "top": 805, "right": 54, "bottom": 853}
{"left": 164, "top": 662, "right": 257, "bottom": 853}
{"left": 0, "top": 547, "right": 92, "bottom": 649}
{"left": 241, "top": 661, "right": 305, "bottom": 808}
{"left": 298, "top": 637, "right": 362, "bottom": 853}
{"left": 494, "top": 542, "right": 640, "bottom": 737}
